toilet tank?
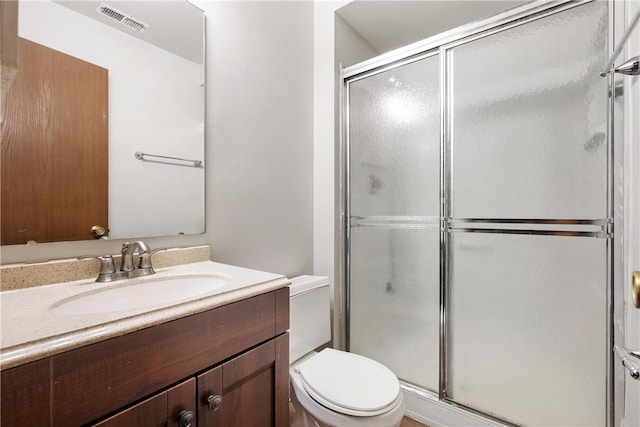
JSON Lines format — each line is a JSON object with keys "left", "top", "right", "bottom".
{"left": 289, "top": 275, "right": 331, "bottom": 363}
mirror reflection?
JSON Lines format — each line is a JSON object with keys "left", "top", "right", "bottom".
{"left": 1, "top": 0, "right": 205, "bottom": 245}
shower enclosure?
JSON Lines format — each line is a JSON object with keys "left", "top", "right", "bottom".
{"left": 341, "top": 1, "right": 624, "bottom": 425}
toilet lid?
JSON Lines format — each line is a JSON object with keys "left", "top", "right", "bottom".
{"left": 297, "top": 348, "right": 400, "bottom": 417}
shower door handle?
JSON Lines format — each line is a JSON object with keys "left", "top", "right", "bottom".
{"left": 614, "top": 345, "right": 640, "bottom": 380}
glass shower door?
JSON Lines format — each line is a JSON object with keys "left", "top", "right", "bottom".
{"left": 343, "top": 1, "right": 613, "bottom": 425}
{"left": 347, "top": 53, "right": 441, "bottom": 391}
{"left": 445, "top": 2, "right": 609, "bottom": 425}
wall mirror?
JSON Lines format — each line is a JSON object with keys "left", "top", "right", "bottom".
{"left": 1, "top": 0, "right": 205, "bottom": 245}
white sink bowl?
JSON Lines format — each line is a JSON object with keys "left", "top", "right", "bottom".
{"left": 52, "top": 275, "right": 228, "bottom": 315}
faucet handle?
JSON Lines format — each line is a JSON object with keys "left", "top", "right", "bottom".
{"left": 138, "top": 248, "right": 167, "bottom": 269}
{"left": 151, "top": 247, "right": 169, "bottom": 255}
{"left": 138, "top": 253, "right": 153, "bottom": 269}
{"left": 78, "top": 255, "right": 117, "bottom": 282}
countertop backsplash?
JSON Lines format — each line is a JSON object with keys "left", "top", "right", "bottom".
{"left": 0, "top": 246, "right": 211, "bottom": 291}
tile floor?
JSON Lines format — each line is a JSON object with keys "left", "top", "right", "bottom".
{"left": 401, "top": 416, "right": 429, "bottom": 427}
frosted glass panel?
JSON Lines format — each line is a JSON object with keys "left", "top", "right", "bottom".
{"left": 450, "top": 2, "right": 608, "bottom": 219}
{"left": 448, "top": 233, "right": 607, "bottom": 426}
{"left": 349, "top": 55, "right": 440, "bottom": 217}
{"left": 350, "top": 227, "right": 440, "bottom": 391}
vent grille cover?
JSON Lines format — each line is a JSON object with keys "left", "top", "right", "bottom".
{"left": 97, "top": 3, "right": 149, "bottom": 32}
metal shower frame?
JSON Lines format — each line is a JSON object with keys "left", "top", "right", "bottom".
{"left": 338, "top": 0, "right": 625, "bottom": 425}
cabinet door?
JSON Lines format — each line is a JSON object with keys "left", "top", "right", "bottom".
{"left": 92, "top": 378, "right": 196, "bottom": 427}
{"left": 197, "top": 334, "right": 289, "bottom": 427}
{"left": 0, "top": 359, "right": 50, "bottom": 426}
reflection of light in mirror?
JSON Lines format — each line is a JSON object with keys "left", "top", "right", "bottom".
{"left": 383, "top": 94, "right": 420, "bottom": 123}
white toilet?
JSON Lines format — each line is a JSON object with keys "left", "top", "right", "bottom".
{"left": 289, "top": 275, "right": 404, "bottom": 427}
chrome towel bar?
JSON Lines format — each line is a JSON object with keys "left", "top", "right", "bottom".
{"left": 135, "top": 151, "right": 203, "bottom": 168}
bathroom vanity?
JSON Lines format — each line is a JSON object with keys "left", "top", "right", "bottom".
{"left": 0, "top": 260, "right": 290, "bottom": 427}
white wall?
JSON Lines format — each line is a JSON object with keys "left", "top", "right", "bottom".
{"left": 19, "top": 0, "right": 205, "bottom": 240}
{"left": 192, "top": 0, "right": 314, "bottom": 278}
{"left": 335, "top": 14, "right": 379, "bottom": 67}
{"left": 312, "top": 0, "right": 351, "bottom": 348}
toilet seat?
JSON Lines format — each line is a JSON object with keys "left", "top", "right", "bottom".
{"left": 295, "top": 348, "right": 401, "bottom": 417}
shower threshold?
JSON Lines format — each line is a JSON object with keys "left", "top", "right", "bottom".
{"left": 401, "top": 383, "right": 510, "bottom": 427}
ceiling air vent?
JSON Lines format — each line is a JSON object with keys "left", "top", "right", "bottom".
{"left": 97, "top": 3, "right": 149, "bottom": 32}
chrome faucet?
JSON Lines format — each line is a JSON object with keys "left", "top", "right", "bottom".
{"left": 79, "top": 240, "right": 160, "bottom": 282}
{"left": 120, "top": 241, "right": 155, "bottom": 278}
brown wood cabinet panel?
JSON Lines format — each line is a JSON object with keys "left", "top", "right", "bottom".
{"left": 197, "top": 339, "right": 279, "bottom": 427}
{"left": 1, "top": 37, "right": 108, "bottom": 244}
{"left": 275, "top": 286, "right": 290, "bottom": 335}
{"left": 92, "top": 392, "right": 167, "bottom": 427}
{"left": 92, "top": 378, "right": 195, "bottom": 427}
{"left": 274, "top": 333, "right": 290, "bottom": 427}
{"left": 166, "top": 378, "right": 196, "bottom": 427}
{"left": 223, "top": 339, "right": 275, "bottom": 388}
{"left": 223, "top": 366, "right": 274, "bottom": 426}
{"left": 196, "top": 364, "right": 223, "bottom": 426}
{"left": 0, "top": 358, "right": 51, "bottom": 426}
{"left": 52, "top": 292, "right": 276, "bottom": 426}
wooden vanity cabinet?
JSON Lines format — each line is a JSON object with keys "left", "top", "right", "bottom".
{"left": 0, "top": 288, "right": 290, "bottom": 427}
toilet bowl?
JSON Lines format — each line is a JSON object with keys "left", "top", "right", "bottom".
{"left": 289, "top": 276, "right": 404, "bottom": 427}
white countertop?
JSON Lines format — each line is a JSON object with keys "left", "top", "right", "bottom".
{"left": 0, "top": 261, "right": 289, "bottom": 370}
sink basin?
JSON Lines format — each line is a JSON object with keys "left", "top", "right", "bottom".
{"left": 52, "top": 275, "right": 228, "bottom": 315}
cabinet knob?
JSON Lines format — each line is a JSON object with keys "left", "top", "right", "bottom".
{"left": 207, "top": 394, "right": 222, "bottom": 412}
{"left": 178, "top": 410, "right": 194, "bottom": 427}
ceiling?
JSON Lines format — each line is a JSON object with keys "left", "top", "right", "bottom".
{"left": 54, "top": 0, "right": 204, "bottom": 63}
{"left": 337, "top": 0, "right": 529, "bottom": 55}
